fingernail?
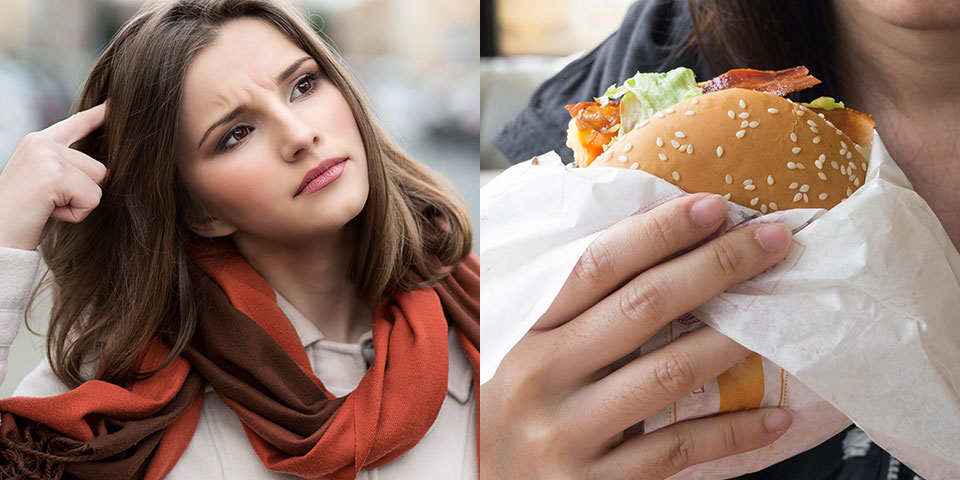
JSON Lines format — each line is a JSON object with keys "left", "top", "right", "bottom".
{"left": 689, "top": 194, "right": 726, "bottom": 227}
{"left": 764, "top": 409, "right": 793, "bottom": 433}
{"left": 754, "top": 224, "right": 791, "bottom": 252}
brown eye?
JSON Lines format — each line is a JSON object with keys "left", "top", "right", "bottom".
{"left": 296, "top": 78, "right": 312, "bottom": 94}
{"left": 231, "top": 126, "right": 249, "bottom": 141}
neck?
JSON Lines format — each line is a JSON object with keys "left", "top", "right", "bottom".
{"left": 832, "top": 0, "right": 960, "bottom": 250}
{"left": 230, "top": 222, "right": 371, "bottom": 344}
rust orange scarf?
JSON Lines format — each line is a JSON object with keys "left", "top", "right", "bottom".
{"left": 0, "top": 240, "right": 479, "bottom": 479}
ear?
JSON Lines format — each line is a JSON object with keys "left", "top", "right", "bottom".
{"left": 187, "top": 215, "right": 238, "bottom": 238}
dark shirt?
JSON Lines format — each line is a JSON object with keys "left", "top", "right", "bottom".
{"left": 493, "top": 1, "right": 925, "bottom": 478}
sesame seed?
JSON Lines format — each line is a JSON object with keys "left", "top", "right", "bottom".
{"left": 736, "top": 129, "right": 746, "bottom": 139}
{"left": 797, "top": 163, "right": 806, "bottom": 170}
{"left": 803, "top": 193, "right": 809, "bottom": 203}
{"left": 738, "top": 112, "right": 750, "bottom": 119}
{"left": 692, "top": 98, "right": 700, "bottom": 104}
{"left": 768, "top": 108, "right": 779, "bottom": 114}
{"left": 817, "top": 153, "right": 826, "bottom": 167}
{"left": 671, "top": 139, "right": 681, "bottom": 148}
{"left": 685, "top": 110, "right": 695, "bottom": 116}
{"left": 825, "top": 120, "right": 835, "bottom": 128}
{"left": 837, "top": 129, "right": 843, "bottom": 135}
{"left": 672, "top": 171, "right": 680, "bottom": 181}
{"left": 818, "top": 172, "right": 828, "bottom": 181}
{"left": 749, "top": 121, "right": 759, "bottom": 128}
{"left": 810, "top": 126, "right": 819, "bottom": 134}
{"left": 717, "top": 146, "right": 724, "bottom": 158}
{"left": 831, "top": 161, "right": 840, "bottom": 169}
{"left": 744, "top": 184, "right": 756, "bottom": 191}
{"left": 800, "top": 184, "right": 810, "bottom": 193}
{"left": 819, "top": 193, "right": 828, "bottom": 200}
{"left": 854, "top": 177, "right": 861, "bottom": 186}
{"left": 807, "top": 120, "right": 817, "bottom": 127}
{"left": 743, "top": 178, "right": 754, "bottom": 185}
{"left": 686, "top": 144, "right": 694, "bottom": 154}
{"left": 861, "top": 162, "right": 867, "bottom": 171}
{"left": 841, "top": 141, "right": 847, "bottom": 150}
{"left": 793, "top": 192, "right": 803, "bottom": 202}
{"left": 623, "top": 143, "right": 633, "bottom": 153}
{"left": 725, "top": 174, "right": 733, "bottom": 184}
{"left": 656, "top": 137, "right": 663, "bottom": 147}
{"left": 675, "top": 131, "right": 686, "bottom": 138}
{"left": 678, "top": 144, "right": 687, "bottom": 151}
{"left": 630, "top": 162, "right": 639, "bottom": 169}
{"left": 849, "top": 174, "right": 856, "bottom": 181}
{"left": 839, "top": 148, "right": 847, "bottom": 156}
{"left": 813, "top": 136, "right": 821, "bottom": 144}
{"left": 792, "top": 147, "right": 802, "bottom": 154}
{"left": 739, "top": 99, "right": 746, "bottom": 108}
{"left": 658, "top": 153, "right": 667, "bottom": 161}
{"left": 847, "top": 187, "right": 853, "bottom": 197}
{"left": 618, "top": 155, "right": 627, "bottom": 163}
{"left": 787, "top": 162, "right": 797, "bottom": 169}
{"left": 665, "top": 107, "right": 675, "bottom": 114}
{"left": 841, "top": 166, "right": 847, "bottom": 175}
{"left": 790, "top": 132, "right": 798, "bottom": 143}
{"left": 818, "top": 113, "right": 826, "bottom": 118}
{"left": 797, "top": 109, "right": 805, "bottom": 116}
{"left": 723, "top": 193, "right": 732, "bottom": 200}
{"left": 855, "top": 144, "right": 863, "bottom": 153}
{"left": 761, "top": 204, "right": 768, "bottom": 213}
{"left": 639, "top": 119, "right": 650, "bottom": 128}
{"left": 767, "top": 175, "right": 774, "bottom": 185}
{"left": 741, "top": 120, "right": 750, "bottom": 129}
{"left": 728, "top": 110, "right": 735, "bottom": 119}
{"left": 789, "top": 182, "right": 799, "bottom": 189}
{"left": 655, "top": 112, "right": 665, "bottom": 118}
{"left": 769, "top": 203, "right": 778, "bottom": 211}
{"left": 849, "top": 161, "right": 857, "bottom": 170}
{"left": 846, "top": 151, "right": 853, "bottom": 159}
{"left": 750, "top": 197, "right": 759, "bottom": 206}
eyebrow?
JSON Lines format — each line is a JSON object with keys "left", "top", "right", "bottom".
{"left": 197, "top": 55, "right": 313, "bottom": 151}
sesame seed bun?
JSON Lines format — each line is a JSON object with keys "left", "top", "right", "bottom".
{"left": 587, "top": 88, "right": 871, "bottom": 212}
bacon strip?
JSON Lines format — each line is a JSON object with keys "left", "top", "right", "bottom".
{"left": 701, "top": 66, "right": 821, "bottom": 96}
{"left": 565, "top": 101, "right": 620, "bottom": 132}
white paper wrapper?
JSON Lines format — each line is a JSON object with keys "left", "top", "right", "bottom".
{"left": 479, "top": 133, "right": 960, "bottom": 478}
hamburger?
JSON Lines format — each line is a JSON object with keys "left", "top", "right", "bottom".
{"left": 565, "top": 67, "right": 875, "bottom": 211}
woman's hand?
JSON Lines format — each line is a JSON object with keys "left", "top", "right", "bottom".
{"left": 480, "top": 193, "right": 795, "bottom": 479}
{"left": 0, "top": 103, "right": 108, "bottom": 251}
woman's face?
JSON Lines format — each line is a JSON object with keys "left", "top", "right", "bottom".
{"left": 177, "top": 18, "right": 369, "bottom": 243}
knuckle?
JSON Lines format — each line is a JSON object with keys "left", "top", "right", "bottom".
{"left": 618, "top": 277, "right": 666, "bottom": 327}
{"left": 640, "top": 210, "right": 677, "bottom": 253}
{"left": 667, "top": 431, "right": 695, "bottom": 472}
{"left": 710, "top": 237, "right": 745, "bottom": 278}
{"left": 572, "top": 239, "right": 616, "bottom": 287}
{"left": 652, "top": 347, "right": 695, "bottom": 397}
{"left": 720, "top": 418, "right": 745, "bottom": 452}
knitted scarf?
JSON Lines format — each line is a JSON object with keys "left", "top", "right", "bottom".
{"left": 0, "top": 240, "right": 479, "bottom": 479}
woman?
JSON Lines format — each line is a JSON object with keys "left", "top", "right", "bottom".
{"left": 0, "top": 0, "right": 478, "bottom": 478}
{"left": 487, "top": 0, "right": 958, "bottom": 478}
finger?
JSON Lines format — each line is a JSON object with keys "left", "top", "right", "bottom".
{"left": 549, "top": 222, "right": 791, "bottom": 377}
{"left": 49, "top": 161, "right": 104, "bottom": 223}
{"left": 60, "top": 148, "right": 109, "bottom": 185}
{"left": 43, "top": 102, "right": 107, "bottom": 146}
{"left": 589, "top": 407, "right": 792, "bottom": 480}
{"left": 535, "top": 193, "right": 728, "bottom": 330}
{"left": 567, "top": 326, "right": 750, "bottom": 442}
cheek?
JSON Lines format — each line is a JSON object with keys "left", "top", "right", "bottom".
{"left": 185, "top": 153, "right": 278, "bottom": 217}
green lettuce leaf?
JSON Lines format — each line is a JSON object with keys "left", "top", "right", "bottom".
{"left": 803, "top": 96, "right": 845, "bottom": 110}
{"left": 595, "top": 67, "right": 702, "bottom": 150}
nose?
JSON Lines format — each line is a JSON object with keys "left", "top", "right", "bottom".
{"left": 277, "top": 108, "right": 320, "bottom": 162}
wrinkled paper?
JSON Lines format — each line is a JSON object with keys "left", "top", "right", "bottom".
{"left": 479, "top": 133, "right": 960, "bottom": 478}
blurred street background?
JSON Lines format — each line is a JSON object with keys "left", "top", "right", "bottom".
{"left": 0, "top": 0, "right": 478, "bottom": 397}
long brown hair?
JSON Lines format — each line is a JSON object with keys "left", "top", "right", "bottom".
{"left": 29, "top": 0, "right": 472, "bottom": 389}
{"left": 685, "top": 0, "right": 843, "bottom": 102}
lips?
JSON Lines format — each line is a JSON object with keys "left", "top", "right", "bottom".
{"left": 295, "top": 157, "right": 348, "bottom": 196}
